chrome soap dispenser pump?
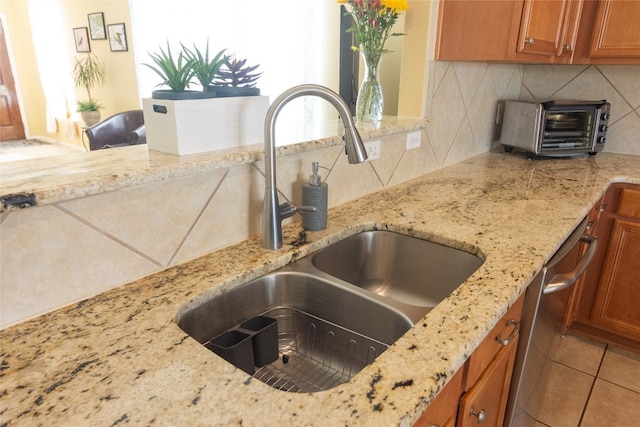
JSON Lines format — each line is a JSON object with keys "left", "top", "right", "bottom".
{"left": 301, "top": 162, "right": 328, "bottom": 231}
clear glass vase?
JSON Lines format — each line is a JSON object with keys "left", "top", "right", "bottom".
{"left": 356, "top": 50, "right": 384, "bottom": 122}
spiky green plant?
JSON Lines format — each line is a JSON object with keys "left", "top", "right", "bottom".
{"left": 181, "top": 40, "right": 227, "bottom": 91}
{"left": 144, "top": 42, "right": 196, "bottom": 92}
{"left": 213, "top": 57, "right": 262, "bottom": 88}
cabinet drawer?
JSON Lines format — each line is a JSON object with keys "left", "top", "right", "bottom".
{"left": 463, "top": 294, "right": 524, "bottom": 391}
{"left": 618, "top": 188, "right": 640, "bottom": 219}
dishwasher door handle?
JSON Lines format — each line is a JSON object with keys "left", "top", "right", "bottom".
{"left": 543, "top": 234, "right": 597, "bottom": 294}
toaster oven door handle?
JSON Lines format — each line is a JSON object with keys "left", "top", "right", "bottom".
{"left": 543, "top": 234, "right": 597, "bottom": 294}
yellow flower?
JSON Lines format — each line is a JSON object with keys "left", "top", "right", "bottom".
{"left": 336, "top": 0, "right": 349, "bottom": 3}
{"left": 381, "top": 0, "right": 409, "bottom": 12}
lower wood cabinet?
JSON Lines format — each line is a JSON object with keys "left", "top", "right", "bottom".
{"left": 457, "top": 342, "right": 518, "bottom": 427}
{"left": 414, "top": 295, "right": 524, "bottom": 427}
{"left": 570, "top": 183, "right": 640, "bottom": 350}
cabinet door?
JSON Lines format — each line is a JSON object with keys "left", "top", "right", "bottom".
{"left": 414, "top": 368, "right": 463, "bottom": 427}
{"left": 589, "top": 0, "right": 640, "bottom": 58}
{"left": 457, "top": 342, "right": 518, "bottom": 427}
{"left": 517, "top": 0, "right": 582, "bottom": 58}
{"left": 590, "top": 218, "right": 640, "bottom": 340}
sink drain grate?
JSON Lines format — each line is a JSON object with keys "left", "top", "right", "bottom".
{"left": 252, "top": 307, "right": 389, "bottom": 392}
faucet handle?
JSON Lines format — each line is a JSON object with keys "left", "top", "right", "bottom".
{"left": 295, "top": 205, "right": 317, "bottom": 213}
{"left": 278, "top": 202, "right": 317, "bottom": 220}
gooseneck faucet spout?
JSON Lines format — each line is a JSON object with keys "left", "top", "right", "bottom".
{"left": 262, "top": 84, "right": 368, "bottom": 250}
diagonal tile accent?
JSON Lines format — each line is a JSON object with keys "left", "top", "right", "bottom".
{"left": 0, "top": 205, "right": 158, "bottom": 327}
{"left": 521, "top": 65, "right": 589, "bottom": 99}
{"left": 173, "top": 164, "right": 262, "bottom": 265}
{"left": 61, "top": 169, "right": 227, "bottom": 266}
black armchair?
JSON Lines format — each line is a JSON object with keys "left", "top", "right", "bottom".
{"left": 85, "top": 110, "right": 146, "bottom": 150}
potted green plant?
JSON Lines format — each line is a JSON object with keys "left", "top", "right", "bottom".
{"left": 72, "top": 53, "right": 105, "bottom": 126}
{"left": 142, "top": 43, "right": 269, "bottom": 155}
{"left": 144, "top": 42, "right": 216, "bottom": 100}
{"left": 211, "top": 56, "right": 262, "bottom": 97}
{"left": 181, "top": 40, "right": 228, "bottom": 93}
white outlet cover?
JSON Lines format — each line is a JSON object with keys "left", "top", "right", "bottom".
{"left": 365, "top": 140, "right": 381, "bottom": 160}
{"left": 406, "top": 131, "right": 422, "bottom": 150}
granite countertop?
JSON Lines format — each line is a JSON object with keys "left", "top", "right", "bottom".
{"left": 1, "top": 151, "right": 639, "bottom": 426}
{"left": 0, "top": 117, "right": 425, "bottom": 212}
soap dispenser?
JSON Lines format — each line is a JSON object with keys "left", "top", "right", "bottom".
{"left": 301, "top": 162, "right": 328, "bottom": 231}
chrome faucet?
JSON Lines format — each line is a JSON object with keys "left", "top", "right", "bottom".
{"left": 262, "top": 84, "right": 368, "bottom": 250}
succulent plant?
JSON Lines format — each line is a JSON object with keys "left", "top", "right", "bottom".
{"left": 213, "top": 57, "right": 262, "bottom": 88}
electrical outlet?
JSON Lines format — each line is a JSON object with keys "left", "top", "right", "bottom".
{"left": 406, "top": 131, "right": 422, "bottom": 150}
{"left": 364, "top": 140, "right": 381, "bottom": 161}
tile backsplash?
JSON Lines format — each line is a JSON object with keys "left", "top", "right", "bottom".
{"left": 3, "top": 61, "right": 638, "bottom": 327}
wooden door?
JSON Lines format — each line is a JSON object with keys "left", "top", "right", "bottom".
{"left": 517, "top": 0, "right": 582, "bottom": 59}
{"left": 457, "top": 342, "right": 518, "bottom": 427}
{"left": 589, "top": 0, "right": 640, "bottom": 58}
{"left": 0, "top": 20, "right": 26, "bottom": 141}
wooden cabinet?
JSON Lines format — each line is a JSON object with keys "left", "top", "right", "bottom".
{"left": 436, "top": 0, "right": 640, "bottom": 64}
{"left": 588, "top": 0, "right": 640, "bottom": 58}
{"left": 414, "top": 295, "right": 524, "bottom": 426}
{"left": 569, "top": 183, "right": 640, "bottom": 350}
{"left": 458, "top": 341, "right": 518, "bottom": 427}
{"left": 516, "top": 0, "right": 582, "bottom": 60}
{"left": 414, "top": 368, "right": 463, "bottom": 427}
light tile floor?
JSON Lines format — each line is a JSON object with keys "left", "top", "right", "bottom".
{"left": 0, "top": 139, "right": 83, "bottom": 162}
{"left": 532, "top": 332, "right": 640, "bottom": 427}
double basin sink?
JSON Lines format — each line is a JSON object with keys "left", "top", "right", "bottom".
{"left": 178, "top": 231, "right": 484, "bottom": 392}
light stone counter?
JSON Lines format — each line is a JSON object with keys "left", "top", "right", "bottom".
{"left": 1, "top": 151, "right": 639, "bottom": 426}
{"left": 0, "top": 117, "right": 425, "bottom": 212}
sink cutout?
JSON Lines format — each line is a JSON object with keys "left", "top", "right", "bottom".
{"left": 311, "top": 231, "right": 484, "bottom": 307}
{"left": 178, "top": 271, "right": 414, "bottom": 392}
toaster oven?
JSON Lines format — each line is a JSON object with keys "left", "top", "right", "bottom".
{"left": 498, "top": 100, "right": 610, "bottom": 157}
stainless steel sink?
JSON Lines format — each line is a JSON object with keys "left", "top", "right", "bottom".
{"left": 177, "top": 271, "right": 415, "bottom": 393}
{"left": 310, "top": 231, "right": 484, "bottom": 307}
{"left": 178, "top": 230, "right": 482, "bottom": 393}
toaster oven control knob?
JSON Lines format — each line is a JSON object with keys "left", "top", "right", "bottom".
{"left": 599, "top": 124, "right": 609, "bottom": 132}
{"left": 601, "top": 113, "right": 610, "bottom": 121}
{"left": 597, "top": 136, "right": 607, "bottom": 144}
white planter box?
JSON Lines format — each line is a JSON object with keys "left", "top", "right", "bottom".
{"left": 142, "top": 96, "right": 269, "bottom": 155}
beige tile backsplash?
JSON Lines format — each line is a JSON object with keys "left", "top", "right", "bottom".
{"left": 2, "top": 61, "right": 638, "bottom": 327}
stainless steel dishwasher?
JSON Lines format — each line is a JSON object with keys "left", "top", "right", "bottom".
{"left": 504, "top": 217, "right": 598, "bottom": 427}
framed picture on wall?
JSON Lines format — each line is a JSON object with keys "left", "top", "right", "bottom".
{"left": 107, "top": 23, "right": 128, "bottom": 52}
{"left": 73, "top": 27, "right": 91, "bottom": 52}
{"left": 88, "top": 12, "right": 106, "bottom": 40}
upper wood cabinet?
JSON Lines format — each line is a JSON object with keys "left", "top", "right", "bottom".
{"left": 436, "top": 0, "right": 640, "bottom": 64}
{"left": 516, "top": 0, "right": 582, "bottom": 59}
{"left": 573, "top": 0, "right": 640, "bottom": 62}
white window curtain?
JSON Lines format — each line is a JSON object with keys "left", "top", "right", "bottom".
{"left": 28, "top": 0, "right": 75, "bottom": 132}
{"left": 129, "top": 0, "right": 341, "bottom": 145}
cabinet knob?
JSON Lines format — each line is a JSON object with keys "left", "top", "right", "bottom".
{"left": 563, "top": 44, "right": 573, "bottom": 52}
{"left": 470, "top": 407, "right": 486, "bottom": 423}
{"left": 525, "top": 37, "right": 535, "bottom": 46}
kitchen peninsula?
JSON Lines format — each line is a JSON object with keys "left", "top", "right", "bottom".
{"left": 1, "top": 141, "right": 640, "bottom": 425}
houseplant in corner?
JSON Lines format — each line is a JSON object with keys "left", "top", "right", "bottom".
{"left": 72, "top": 53, "right": 105, "bottom": 126}
{"left": 211, "top": 56, "right": 262, "bottom": 97}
